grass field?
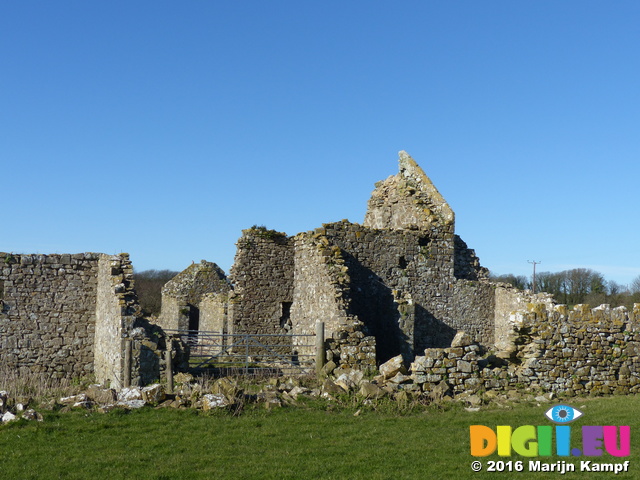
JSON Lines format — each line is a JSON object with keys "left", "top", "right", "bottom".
{"left": 0, "top": 395, "right": 637, "bottom": 479}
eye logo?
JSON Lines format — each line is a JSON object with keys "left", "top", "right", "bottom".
{"left": 545, "top": 405, "right": 583, "bottom": 424}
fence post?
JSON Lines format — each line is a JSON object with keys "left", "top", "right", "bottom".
{"left": 123, "top": 338, "right": 132, "bottom": 388}
{"left": 245, "top": 334, "right": 250, "bottom": 375}
{"left": 165, "top": 346, "right": 174, "bottom": 394}
{"left": 315, "top": 321, "right": 325, "bottom": 375}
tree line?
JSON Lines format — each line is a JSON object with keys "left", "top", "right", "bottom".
{"left": 490, "top": 268, "right": 640, "bottom": 309}
{"left": 133, "top": 269, "right": 179, "bottom": 316}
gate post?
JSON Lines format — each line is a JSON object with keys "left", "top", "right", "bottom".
{"left": 315, "top": 321, "right": 325, "bottom": 375}
{"left": 165, "top": 346, "right": 174, "bottom": 394}
{"left": 123, "top": 338, "right": 132, "bottom": 388}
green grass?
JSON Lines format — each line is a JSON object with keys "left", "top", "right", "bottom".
{"left": 0, "top": 395, "right": 637, "bottom": 479}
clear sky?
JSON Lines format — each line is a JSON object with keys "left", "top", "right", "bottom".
{"left": 2, "top": 1, "right": 639, "bottom": 286}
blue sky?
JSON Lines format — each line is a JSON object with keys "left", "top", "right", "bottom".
{"left": 2, "top": 2, "right": 639, "bottom": 286}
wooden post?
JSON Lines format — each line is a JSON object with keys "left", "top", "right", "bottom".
{"left": 165, "top": 347, "right": 174, "bottom": 394}
{"left": 315, "top": 321, "right": 325, "bottom": 375}
{"left": 123, "top": 338, "right": 132, "bottom": 388}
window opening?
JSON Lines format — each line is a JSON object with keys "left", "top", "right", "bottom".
{"left": 279, "top": 302, "right": 293, "bottom": 329}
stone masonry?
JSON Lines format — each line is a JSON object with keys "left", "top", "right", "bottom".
{"left": 160, "top": 151, "right": 531, "bottom": 370}
{"left": 4, "top": 150, "right": 640, "bottom": 400}
{"left": 156, "top": 261, "right": 230, "bottom": 333}
{"left": 0, "top": 252, "right": 166, "bottom": 388}
{"left": 0, "top": 253, "right": 100, "bottom": 378}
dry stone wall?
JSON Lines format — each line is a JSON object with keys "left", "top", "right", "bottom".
{"left": 492, "top": 285, "right": 555, "bottom": 353}
{"left": 504, "top": 303, "right": 640, "bottom": 396}
{"left": 396, "top": 303, "right": 640, "bottom": 399}
{"left": 0, "top": 253, "right": 99, "bottom": 377}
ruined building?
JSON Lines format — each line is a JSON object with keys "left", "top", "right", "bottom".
{"left": 3, "top": 150, "right": 639, "bottom": 397}
{"left": 161, "top": 151, "right": 548, "bottom": 367}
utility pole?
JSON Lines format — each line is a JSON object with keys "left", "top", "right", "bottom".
{"left": 528, "top": 260, "right": 541, "bottom": 294}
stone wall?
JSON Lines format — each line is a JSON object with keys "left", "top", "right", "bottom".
{"left": 0, "top": 252, "right": 99, "bottom": 378}
{"left": 399, "top": 302, "right": 640, "bottom": 399}
{"left": 364, "top": 150, "right": 455, "bottom": 231}
{"left": 356, "top": 152, "right": 497, "bottom": 358}
{"left": 492, "top": 285, "right": 555, "bottom": 353}
{"left": 157, "top": 261, "right": 229, "bottom": 332}
{"left": 503, "top": 303, "right": 640, "bottom": 396}
{"left": 200, "top": 293, "right": 229, "bottom": 333}
{"left": 228, "top": 227, "right": 295, "bottom": 354}
{"left": 289, "top": 231, "right": 377, "bottom": 370}
{"left": 290, "top": 232, "right": 355, "bottom": 355}
{"left": 94, "top": 253, "right": 156, "bottom": 389}
{"left": 453, "top": 235, "right": 488, "bottom": 281}
{"left": 290, "top": 218, "right": 495, "bottom": 366}
{"left": 320, "top": 220, "right": 458, "bottom": 359}
{"left": 94, "top": 254, "right": 128, "bottom": 387}
{"left": 451, "top": 280, "right": 495, "bottom": 347}
{"left": 0, "top": 251, "right": 165, "bottom": 387}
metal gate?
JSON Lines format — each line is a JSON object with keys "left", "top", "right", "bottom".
{"left": 163, "top": 329, "right": 317, "bottom": 376}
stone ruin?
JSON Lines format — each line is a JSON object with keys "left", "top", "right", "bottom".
{"left": 166, "top": 151, "right": 549, "bottom": 367}
{"left": 2, "top": 151, "right": 640, "bottom": 399}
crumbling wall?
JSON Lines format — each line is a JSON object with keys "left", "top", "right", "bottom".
{"left": 157, "top": 261, "right": 229, "bottom": 332}
{"left": 290, "top": 232, "right": 357, "bottom": 354}
{"left": 356, "top": 151, "right": 498, "bottom": 357}
{"left": 319, "top": 220, "right": 457, "bottom": 359}
{"left": 291, "top": 233, "right": 349, "bottom": 340}
{"left": 401, "top": 303, "right": 640, "bottom": 398}
{"left": 228, "top": 227, "right": 294, "bottom": 354}
{"left": 364, "top": 150, "right": 455, "bottom": 231}
{"left": 0, "top": 251, "right": 167, "bottom": 387}
{"left": 493, "top": 285, "right": 555, "bottom": 353}
{"left": 453, "top": 235, "right": 488, "bottom": 281}
{"left": 94, "top": 253, "right": 149, "bottom": 388}
{"left": 94, "top": 255, "right": 127, "bottom": 387}
{"left": 451, "top": 280, "right": 496, "bottom": 347}
{"left": 0, "top": 253, "right": 99, "bottom": 377}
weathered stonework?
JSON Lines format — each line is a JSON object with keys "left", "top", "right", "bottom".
{"left": 290, "top": 231, "right": 376, "bottom": 370}
{"left": 157, "top": 260, "right": 230, "bottom": 332}
{"left": 94, "top": 254, "right": 135, "bottom": 388}
{"left": 402, "top": 302, "right": 640, "bottom": 398}
{"left": 158, "top": 152, "right": 514, "bottom": 367}
{"left": 8, "top": 149, "right": 639, "bottom": 402}
{"left": 364, "top": 150, "right": 455, "bottom": 231}
{"left": 228, "top": 228, "right": 294, "bottom": 339}
{"left": 0, "top": 252, "right": 166, "bottom": 388}
{"left": 0, "top": 253, "right": 99, "bottom": 378}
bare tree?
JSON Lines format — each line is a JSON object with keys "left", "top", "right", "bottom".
{"left": 134, "top": 269, "right": 179, "bottom": 316}
{"left": 489, "top": 273, "right": 529, "bottom": 290}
